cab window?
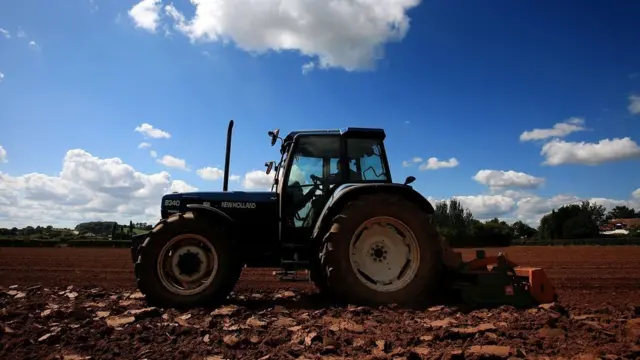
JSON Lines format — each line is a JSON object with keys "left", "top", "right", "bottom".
{"left": 347, "top": 138, "right": 388, "bottom": 181}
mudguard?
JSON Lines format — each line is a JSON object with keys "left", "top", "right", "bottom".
{"left": 185, "top": 203, "right": 233, "bottom": 223}
{"left": 311, "top": 183, "right": 436, "bottom": 240}
{"left": 130, "top": 205, "right": 233, "bottom": 263}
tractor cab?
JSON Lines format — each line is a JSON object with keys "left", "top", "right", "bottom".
{"left": 263, "top": 128, "right": 396, "bottom": 272}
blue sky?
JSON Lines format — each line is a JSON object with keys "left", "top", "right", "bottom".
{"left": 0, "top": 0, "right": 639, "bottom": 227}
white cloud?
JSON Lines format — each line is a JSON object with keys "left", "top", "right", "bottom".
{"left": 28, "top": 41, "right": 40, "bottom": 51}
{"left": 197, "top": 167, "right": 223, "bottom": 181}
{"left": 89, "top": 0, "right": 99, "bottom": 12}
{"left": 242, "top": 170, "right": 274, "bottom": 190}
{"left": 16, "top": 29, "right": 26, "bottom": 38}
{"left": 197, "top": 167, "right": 241, "bottom": 182}
{"left": 519, "top": 117, "right": 586, "bottom": 142}
{"left": 402, "top": 157, "right": 422, "bottom": 167}
{"left": 419, "top": 157, "right": 459, "bottom": 171}
{"left": 430, "top": 188, "right": 640, "bottom": 227}
{"left": 0, "top": 149, "right": 196, "bottom": 228}
{"left": 301, "top": 61, "right": 315, "bottom": 75}
{"left": 0, "top": 72, "right": 4, "bottom": 82}
{"left": 453, "top": 195, "right": 517, "bottom": 219}
{"left": 0, "top": 28, "right": 9, "bottom": 39}
{"left": 138, "top": 142, "right": 152, "bottom": 149}
{"left": 134, "top": 123, "right": 171, "bottom": 139}
{"left": 541, "top": 137, "right": 640, "bottom": 166}
{"left": 149, "top": 150, "right": 158, "bottom": 158}
{"left": 157, "top": 155, "right": 188, "bottom": 170}
{"left": 473, "top": 170, "right": 544, "bottom": 190}
{"left": 128, "top": 0, "right": 162, "bottom": 33}
{"left": 629, "top": 94, "right": 640, "bottom": 115}
{"left": 170, "top": 180, "right": 197, "bottom": 193}
{"left": 0, "top": 145, "right": 7, "bottom": 163}
{"left": 160, "top": 0, "right": 421, "bottom": 71}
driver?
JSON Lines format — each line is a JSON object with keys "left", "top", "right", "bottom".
{"left": 327, "top": 160, "right": 361, "bottom": 183}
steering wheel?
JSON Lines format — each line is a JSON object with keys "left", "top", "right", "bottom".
{"left": 310, "top": 174, "right": 324, "bottom": 187}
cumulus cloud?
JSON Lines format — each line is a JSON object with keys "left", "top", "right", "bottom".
{"left": 0, "top": 28, "right": 10, "bottom": 39}
{"left": 519, "top": 117, "right": 586, "bottom": 142}
{"left": 453, "top": 195, "right": 517, "bottom": 219}
{"left": 149, "top": 150, "right": 158, "bottom": 158}
{"left": 301, "top": 61, "right": 315, "bottom": 75}
{"left": 138, "top": 142, "right": 152, "bottom": 149}
{"left": 419, "top": 157, "right": 459, "bottom": 171}
{"left": 0, "top": 149, "right": 196, "bottom": 228}
{"left": 541, "top": 137, "right": 640, "bottom": 166}
{"left": 157, "top": 155, "right": 188, "bottom": 170}
{"left": 197, "top": 167, "right": 223, "bottom": 181}
{"left": 155, "top": 0, "right": 422, "bottom": 71}
{"left": 128, "top": 0, "right": 162, "bottom": 32}
{"left": 629, "top": 94, "right": 640, "bottom": 115}
{"left": 473, "top": 170, "right": 544, "bottom": 190}
{"left": 402, "top": 157, "right": 422, "bottom": 167}
{"left": 28, "top": 41, "right": 40, "bottom": 51}
{"left": 134, "top": 123, "right": 171, "bottom": 139}
{"left": 0, "top": 72, "right": 4, "bottom": 82}
{"left": 243, "top": 170, "right": 274, "bottom": 190}
{"left": 429, "top": 188, "right": 640, "bottom": 226}
{"left": 0, "top": 145, "right": 7, "bottom": 163}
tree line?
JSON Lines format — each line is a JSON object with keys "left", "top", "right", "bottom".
{"left": 431, "top": 199, "right": 640, "bottom": 247}
{"left": 0, "top": 221, "right": 153, "bottom": 241}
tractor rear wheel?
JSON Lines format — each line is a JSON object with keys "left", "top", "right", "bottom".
{"left": 134, "top": 211, "right": 242, "bottom": 308}
{"left": 320, "top": 193, "right": 443, "bottom": 307}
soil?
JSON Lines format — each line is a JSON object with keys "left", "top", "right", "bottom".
{"left": 1, "top": 246, "right": 640, "bottom": 360}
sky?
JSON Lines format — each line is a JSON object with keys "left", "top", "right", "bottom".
{"left": 0, "top": 0, "right": 639, "bottom": 228}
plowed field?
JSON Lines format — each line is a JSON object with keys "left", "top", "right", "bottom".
{"left": 1, "top": 246, "right": 639, "bottom": 359}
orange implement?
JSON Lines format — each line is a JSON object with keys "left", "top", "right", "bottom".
{"left": 512, "top": 266, "right": 556, "bottom": 304}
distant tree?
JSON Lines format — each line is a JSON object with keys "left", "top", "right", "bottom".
{"left": 511, "top": 220, "right": 537, "bottom": 239}
{"left": 606, "top": 205, "right": 638, "bottom": 220}
{"left": 472, "top": 218, "right": 514, "bottom": 247}
{"left": 537, "top": 201, "right": 602, "bottom": 240}
{"left": 431, "top": 199, "right": 476, "bottom": 247}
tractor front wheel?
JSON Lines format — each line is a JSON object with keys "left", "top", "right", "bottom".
{"left": 320, "top": 194, "right": 443, "bottom": 307}
{"left": 134, "top": 212, "right": 242, "bottom": 308}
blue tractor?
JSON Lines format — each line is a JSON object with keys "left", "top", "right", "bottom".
{"left": 131, "top": 120, "right": 556, "bottom": 309}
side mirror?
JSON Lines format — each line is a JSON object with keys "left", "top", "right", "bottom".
{"left": 265, "top": 161, "right": 274, "bottom": 175}
{"left": 268, "top": 129, "right": 280, "bottom": 146}
{"left": 403, "top": 176, "right": 416, "bottom": 186}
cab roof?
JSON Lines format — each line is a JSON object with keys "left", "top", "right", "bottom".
{"left": 283, "top": 127, "right": 386, "bottom": 143}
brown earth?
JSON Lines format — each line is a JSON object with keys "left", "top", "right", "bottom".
{"left": 1, "top": 246, "right": 640, "bottom": 359}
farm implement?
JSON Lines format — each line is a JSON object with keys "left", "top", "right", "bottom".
{"left": 130, "top": 120, "right": 556, "bottom": 309}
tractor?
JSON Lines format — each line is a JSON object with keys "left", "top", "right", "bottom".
{"left": 131, "top": 120, "right": 557, "bottom": 309}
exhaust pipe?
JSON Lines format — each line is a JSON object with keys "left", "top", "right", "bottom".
{"left": 223, "top": 119, "right": 234, "bottom": 192}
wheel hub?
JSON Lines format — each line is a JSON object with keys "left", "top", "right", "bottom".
{"left": 349, "top": 217, "right": 420, "bottom": 292}
{"left": 157, "top": 235, "right": 219, "bottom": 296}
{"left": 176, "top": 250, "right": 203, "bottom": 277}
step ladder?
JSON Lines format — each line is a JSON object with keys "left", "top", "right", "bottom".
{"left": 277, "top": 242, "right": 310, "bottom": 282}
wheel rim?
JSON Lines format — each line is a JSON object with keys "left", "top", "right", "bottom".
{"left": 348, "top": 216, "right": 420, "bottom": 292}
{"left": 156, "top": 233, "right": 218, "bottom": 296}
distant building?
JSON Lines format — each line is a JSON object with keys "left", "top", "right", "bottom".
{"left": 599, "top": 218, "right": 640, "bottom": 234}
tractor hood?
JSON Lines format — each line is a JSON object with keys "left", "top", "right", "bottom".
{"left": 160, "top": 191, "right": 277, "bottom": 218}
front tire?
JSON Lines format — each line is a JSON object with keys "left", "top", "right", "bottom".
{"left": 320, "top": 193, "right": 443, "bottom": 307}
{"left": 135, "top": 212, "right": 242, "bottom": 308}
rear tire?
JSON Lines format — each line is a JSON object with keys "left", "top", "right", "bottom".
{"left": 134, "top": 212, "right": 242, "bottom": 308}
{"left": 320, "top": 193, "right": 443, "bottom": 307}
